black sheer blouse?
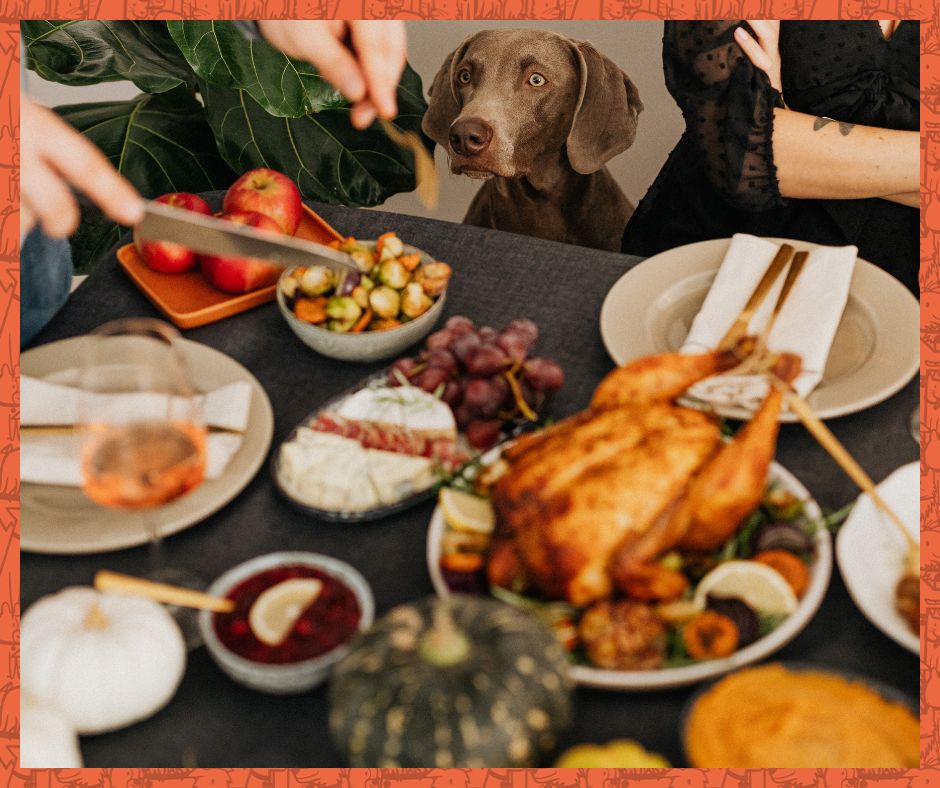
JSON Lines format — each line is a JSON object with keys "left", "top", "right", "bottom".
{"left": 621, "top": 20, "right": 919, "bottom": 294}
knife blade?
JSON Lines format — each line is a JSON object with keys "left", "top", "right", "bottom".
{"left": 135, "top": 199, "right": 359, "bottom": 275}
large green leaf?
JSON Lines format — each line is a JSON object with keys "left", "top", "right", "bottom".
{"left": 22, "top": 20, "right": 196, "bottom": 93}
{"left": 167, "top": 21, "right": 343, "bottom": 118}
{"left": 57, "top": 88, "right": 235, "bottom": 272}
{"left": 199, "top": 64, "right": 429, "bottom": 206}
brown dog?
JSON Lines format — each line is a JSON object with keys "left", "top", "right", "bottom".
{"left": 422, "top": 29, "right": 643, "bottom": 251}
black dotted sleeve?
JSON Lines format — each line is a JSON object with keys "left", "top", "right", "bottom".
{"left": 664, "top": 21, "right": 786, "bottom": 211}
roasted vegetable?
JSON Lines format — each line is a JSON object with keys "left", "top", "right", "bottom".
{"left": 578, "top": 600, "right": 668, "bottom": 670}
{"left": 369, "top": 286, "right": 402, "bottom": 319}
{"left": 329, "top": 595, "right": 573, "bottom": 767}
{"left": 326, "top": 296, "right": 362, "bottom": 324}
{"left": 705, "top": 594, "right": 759, "bottom": 647}
{"left": 682, "top": 610, "right": 739, "bottom": 660}
{"left": 377, "top": 259, "right": 410, "bottom": 289}
{"left": 415, "top": 261, "right": 452, "bottom": 297}
{"left": 300, "top": 265, "right": 334, "bottom": 296}
{"left": 401, "top": 282, "right": 433, "bottom": 318}
{"left": 751, "top": 521, "right": 814, "bottom": 555}
{"left": 555, "top": 739, "right": 670, "bottom": 767}
{"left": 754, "top": 550, "right": 810, "bottom": 597}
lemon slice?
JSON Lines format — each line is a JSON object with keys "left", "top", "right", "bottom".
{"left": 693, "top": 560, "right": 798, "bottom": 616}
{"left": 439, "top": 488, "right": 495, "bottom": 534}
{"left": 249, "top": 578, "right": 323, "bottom": 646}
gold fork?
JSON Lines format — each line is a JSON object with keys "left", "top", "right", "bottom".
{"left": 380, "top": 119, "right": 439, "bottom": 210}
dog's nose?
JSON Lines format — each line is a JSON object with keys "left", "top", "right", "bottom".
{"left": 449, "top": 118, "right": 493, "bottom": 156}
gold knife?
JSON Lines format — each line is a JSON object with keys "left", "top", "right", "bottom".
{"left": 717, "top": 243, "right": 795, "bottom": 351}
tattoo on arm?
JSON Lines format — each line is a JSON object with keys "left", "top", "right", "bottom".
{"left": 813, "top": 116, "right": 855, "bottom": 136}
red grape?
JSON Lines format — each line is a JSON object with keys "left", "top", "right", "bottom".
{"left": 465, "top": 345, "right": 509, "bottom": 376}
{"left": 466, "top": 420, "right": 502, "bottom": 451}
{"left": 504, "top": 318, "right": 538, "bottom": 347}
{"left": 523, "top": 358, "right": 565, "bottom": 392}
{"left": 426, "top": 329, "right": 455, "bottom": 352}
{"left": 464, "top": 379, "right": 503, "bottom": 419}
{"left": 497, "top": 334, "right": 527, "bottom": 364}
{"left": 445, "top": 315, "right": 476, "bottom": 335}
{"left": 453, "top": 403, "right": 475, "bottom": 430}
{"left": 478, "top": 326, "right": 499, "bottom": 343}
{"left": 451, "top": 331, "right": 482, "bottom": 364}
{"left": 442, "top": 380, "right": 462, "bottom": 407}
{"left": 388, "top": 357, "right": 418, "bottom": 386}
{"left": 414, "top": 367, "right": 449, "bottom": 394}
{"left": 425, "top": 348, "right": 458, "bottom": 376}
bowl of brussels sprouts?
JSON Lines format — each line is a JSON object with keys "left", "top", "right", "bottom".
{"left": 277, "top": 232, "right": 451, "bottom": 362}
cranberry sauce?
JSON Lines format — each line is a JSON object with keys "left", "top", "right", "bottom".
{"left": 214, "top": 564, "right": 361, "bottom": 664}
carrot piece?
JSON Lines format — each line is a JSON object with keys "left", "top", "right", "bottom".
{"left": 440, "top": 552, "right": 485, "bottom": 574}
{"left": 375, "top": 231, "right": 396, "bottom": 254}
{"left": 290, "top": 266, "right": 307, "bottom": 281}
{"left": 350, "top": 307, "right": 373, "bottom": 333}
{"left": 327, "top": 240, "right": 342, "bottom": 250}
{"left": 682, "top": 611, "right": 739, "bottom": 660}
{"left": 753, "top": 550, "right": 810, "bottom": 597}
{"left": 294, "top": 296, "right": 328, "bottom": 324}
{"left": 399, "top": 253, "right": 421, "bottom": 272}
{"left": 371, "top": 318, "right": 402, "bottom": 331}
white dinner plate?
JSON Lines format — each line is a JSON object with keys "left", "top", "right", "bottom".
{"left": 599, "top": 237, "right": 919, "bottom": 421}
{"left": 837, "top": 461, "right": 919, "bottom": 655}
{"left": 21, "top": 337, "right": 274, "bottom": 554}
{"left": 427, "top": 461, "right": 832, "bottom": 692}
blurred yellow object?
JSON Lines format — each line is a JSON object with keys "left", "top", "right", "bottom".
{"left": 554, "top": 739, "right": 670, "bottom": 768}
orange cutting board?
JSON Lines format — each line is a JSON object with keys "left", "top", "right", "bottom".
{"left": 117, "top": 205, "right": 345, "bottom": 329}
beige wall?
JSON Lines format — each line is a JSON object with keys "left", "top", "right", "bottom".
{"left": 23, "top": 20, "right": 684, "bottom": 223}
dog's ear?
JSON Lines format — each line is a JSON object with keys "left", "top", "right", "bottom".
{"left": 566, "top": 41, "right": 643, "bottom": 175}
{"left": 422, "top": 37, "right": 473, "bottom": 147}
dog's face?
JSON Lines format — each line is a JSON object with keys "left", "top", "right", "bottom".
{"left": 423, "top": 29, "right": 643, "bottom": 180}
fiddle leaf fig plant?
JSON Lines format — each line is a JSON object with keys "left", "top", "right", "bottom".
{"left": 22, "top": 20, "right": 430, "bottom": 272}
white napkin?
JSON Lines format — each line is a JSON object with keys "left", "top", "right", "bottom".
{"left": 681, "top": 234, "right": 856, "bottom": 409}
{"left": 20, "top": 376, "right": 251, "bottom": 487}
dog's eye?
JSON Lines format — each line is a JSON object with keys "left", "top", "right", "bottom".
{"left": 528, "top": 73, "right": 547, "bottom": 87}
{"left": 457, "top": 69, "right": 472, "bottom": 85}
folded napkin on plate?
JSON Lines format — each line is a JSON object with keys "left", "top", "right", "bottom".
{"left": 681, "top": 234, "right": 856, "bottom": 408}
{"left": 20, "top": 376, "right": 252, "bottom": 487}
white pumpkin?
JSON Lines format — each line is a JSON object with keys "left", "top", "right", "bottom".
{"left": 21, "top": 587, "right": 186, "bottom": 734}
{"left": 20, "top": 694, "right": 83, "bottom": 768}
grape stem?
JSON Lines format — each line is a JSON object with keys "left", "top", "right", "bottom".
{"left": 504, "top": 366, "right": 538, "bottom": 422}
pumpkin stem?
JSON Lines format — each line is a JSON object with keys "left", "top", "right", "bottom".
{"left": 419, "top": 600, "right": 470, "bottom": 667}
{"left": 83, "top": 602, "right": 110, "bottom": 630}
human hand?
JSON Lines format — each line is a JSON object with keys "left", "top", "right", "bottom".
{"left": 20, "top": 98, "right": 143, "bottom": 238}
{"left": 734, "top": 21, "right": 782, "bottom": 93}
{"left": 257, "top": 20, "right": 407, "bottom": 130}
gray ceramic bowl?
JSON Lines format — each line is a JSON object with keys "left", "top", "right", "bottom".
{"left": 199, "top": 551, "right": 374, "bottom": 695}
{"left": 277, "top": 241, "right": 447, "bottom": 363}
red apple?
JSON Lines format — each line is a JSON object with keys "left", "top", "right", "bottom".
{"left": 199, "top": 210, "right": 282, "bottom": 294}
{"left": 222, "top": 168, "right": 303, "bottom": 235}
{"left": 134, "top": 192, "right": 212, "bottom": 273}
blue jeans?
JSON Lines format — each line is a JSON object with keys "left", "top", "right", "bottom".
{"left": 21, "top": 228, "right": 73, "bottom": 347}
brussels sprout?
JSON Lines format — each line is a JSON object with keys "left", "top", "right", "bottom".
{"left": 415, "top": 261, "right": 452, "bottom": 297}
{"left": 350, "top": 248, "right": 375, "bottom": 273}
{"left": 377, "top": 259, "right": 410, "bottom": 290}
{"left": 279, "top": 276, "right": 299, "bottom": 299}
{"left": 369, "top": 285, "right": 402, "bottom": 319}
{"left": 400, "top": 281, "right": 433, "bottom": 318}
{"left": 378, "top": 235, "right": 404, "bottom": 261}
{"left": 326, "top": 296, "right": 362, "bottom": 323}
{"left": 351, "top": 285, "right": 371, "bottom": 309}
{"left": 300, "top": 265, "right": 334, "bottom": 296}
{"left": 328, "top": 318, "right": 355, "bottom": 333}
{"left": 360, "top": 275, "right": 375, "bottom": 292}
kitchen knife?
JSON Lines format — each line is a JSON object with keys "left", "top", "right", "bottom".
{"left": 134, "top": 199, "right": 359, "bottom": 276}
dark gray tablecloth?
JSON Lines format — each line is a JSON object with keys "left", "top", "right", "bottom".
{"left": 23, "top": 198, "right": 919, "bottom": 767}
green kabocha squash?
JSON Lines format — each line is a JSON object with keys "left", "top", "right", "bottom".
{"left": 328, "top": 594, "right": 574, "bottom": 767}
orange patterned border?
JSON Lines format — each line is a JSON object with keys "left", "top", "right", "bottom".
{"left": 4, "top": 1, "right": 937, "bottom": 784}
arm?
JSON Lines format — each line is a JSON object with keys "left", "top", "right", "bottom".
{"left": 734, "top": 21, "right": 919, "bottom": 202}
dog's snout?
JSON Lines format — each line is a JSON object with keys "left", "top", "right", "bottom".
{"left": 449, "top": 118, "right": 493, "bottom": 156}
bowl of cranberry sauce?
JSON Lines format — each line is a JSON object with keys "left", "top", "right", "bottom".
{"left": 200, "top": 552, "right": 374, "bottom": 694}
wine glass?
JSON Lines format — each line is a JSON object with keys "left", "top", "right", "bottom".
{"left": 78, "top": 317, "right": 208, "bottom": 646}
